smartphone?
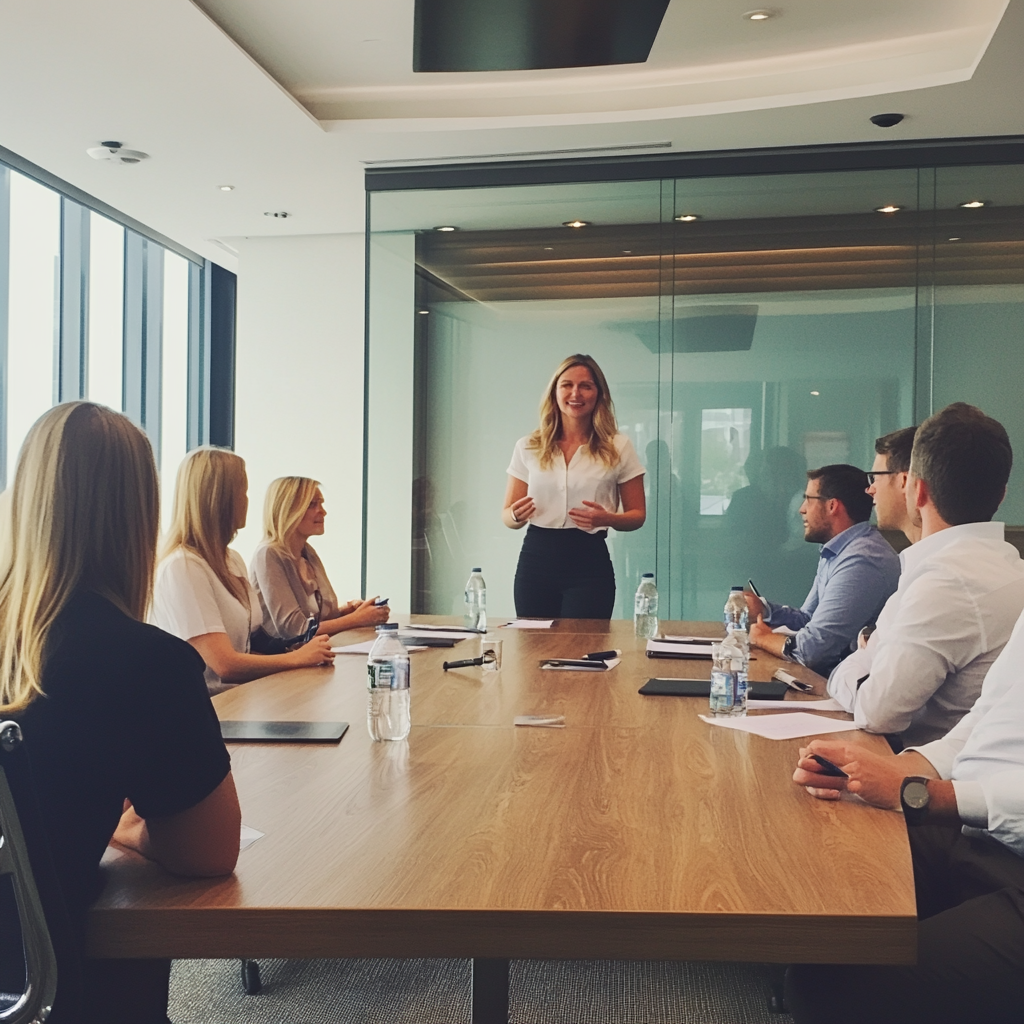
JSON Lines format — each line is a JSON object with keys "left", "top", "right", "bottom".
{"left": 808, "top": 753, "right": 849, "bottom": 778}
{"left": 747, "top": 579, "right": 762, "bottom": 598}
{"left": 374, "top": 596, "right": 390, "bottom": 606}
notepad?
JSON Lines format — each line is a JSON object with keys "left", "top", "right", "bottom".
{"left": 744, "top": 697, "right": 847, "bottom": 712}
{"left": 541, "top": 658, "right": 621, "bottom": 671}
{"left": 700, "top": 712, "right": 860, "bottom": 740}
{"left": 646, "top": 639, "right": 714, "bottom": 658}
{"left": 502, "top": 619, "right": 555, "bottom": 629}
{"left": 398, "top": 628, "right": 475, "bottom": 640}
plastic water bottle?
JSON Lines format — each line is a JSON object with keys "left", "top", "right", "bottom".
{"left": 464, "top": 568, "right": 487, "bottom": 631}
{"left": 710, "top": 640, "right": 748, "bottom": 717}
{"left": 367, "top": 623, "right": 411, "bottom": 741}
{"left": 720, "top": 587, "right": 749, "bottom": 715}
{"left": 634, "top": 573, "right": 659, "bottom": 638}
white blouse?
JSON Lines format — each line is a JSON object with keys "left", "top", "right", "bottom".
{"left": 152, "top": 547, "right": 262, "bottom": 694}
{"left": 506, "top": 432, "right": 645, "bottom": 533}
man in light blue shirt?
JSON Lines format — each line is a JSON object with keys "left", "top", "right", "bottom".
{"left": 747, "top": 463, "right": 901, "bottom": 675}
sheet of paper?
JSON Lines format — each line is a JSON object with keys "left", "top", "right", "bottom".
{"left": 647, "top": 639, "right": 714, "bottom": 656}
{"left": 745, "top": 697, "right": 847, "bottom": 712}
{"left": 662, "top": 635, "right": 718, "bottom": 644}
{"left": 332, "top": 641, "right": 428, "bottom": 654}
{"left": 398, "top": 629, "right": 473, "bottom": 640}
{"left": 541, "top": 658, "right": 621, "bottom": 671}
{"left": 403, "top": 623, "right": 482, "bottom": 634}
{"left": 700, "top": 712, "right": 860, "bottom": 740}
{"left": 514, "top": 715, "right": 565, "bottom": 728}
{"left": 501, "top": 619, "right": 555, "bottom": 629}
{"left": 239, "top": 824, "right": 264, "bottom": 852}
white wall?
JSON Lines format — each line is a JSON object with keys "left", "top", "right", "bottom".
{"left": 233, "top": 233, "right": 365, "bottom": 602}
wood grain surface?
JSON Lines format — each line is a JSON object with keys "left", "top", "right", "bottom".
{"left": 88, "top": 619, "right": 916, "bottom": 964}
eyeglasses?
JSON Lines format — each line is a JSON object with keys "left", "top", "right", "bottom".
{"left": 801, "top": 493, "right": 829, "bottom": 502}
{"left": 866, "top": 471, "right": 899, "bottom": 485}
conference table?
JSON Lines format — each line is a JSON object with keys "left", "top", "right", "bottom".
{"left": 88, "top": 618, "right": 916, "bottom": 1022}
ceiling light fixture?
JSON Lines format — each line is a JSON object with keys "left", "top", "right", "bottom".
{"left": 675, "top": 213, "right": 701, "bottom": 222}
{"left": 875, "top": 205, "right": 902, "bottom": 214}
{"left": 959, "top": 200, "right": 988, "bottom": 209}
{"left": 810, "top": 390, "right": 820, "bottom": 396}
{"left": 433, "top": 225, "right": 458, "bottom": 232}
{"left": 543, "top": 246, "right": 554, "bottom": 251}
{"left": 948, "top": 236, "right": 962, "bottom": 242}
{"left": 218, "top": 185, "right": 235, "bottom": 192}
{"left": 86, "top": 141, "right": 149, "bottom": 165}
{"left": 264, "top": 211, "right": 291, "bottom": 218}
{"left": 869, "top": 113, "right": 905, "bottom": 128}
{"left": 744, "top": 9, "right": 776, "bottom": 21}
{"left": 563, "top": 220, "right": 589, "bottom": 228}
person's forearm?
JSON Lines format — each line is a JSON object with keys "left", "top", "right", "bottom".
{"left": 920, "top": 780, "right": 961, "bottom": 824}
{"left": 604, "top": 510, "right": 645, "bottom": 532}
{"left": 200, "top": 646, "right": 310, "bottom": 684}
{"left": 503, "top": 506, "right": 527, "bottom": 529}
{"left": 752, "top": 629, "right": 787, "bottom": 658}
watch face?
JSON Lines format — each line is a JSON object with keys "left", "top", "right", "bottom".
{"left": 903, "top": 781, "right": 929, "bottom": 810}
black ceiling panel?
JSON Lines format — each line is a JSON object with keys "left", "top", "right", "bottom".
{"left": 413, "top": 0, "right": 671, "bottom": 72}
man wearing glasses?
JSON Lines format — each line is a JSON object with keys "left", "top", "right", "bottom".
{"left": 747, "top": 464, "right": 901, "bottom": 674}
{"left": 827, "top": 403, "right": 1024, "bottom": 747}
{"left": 867, "top": 425, "right": 921, "bottom": 545}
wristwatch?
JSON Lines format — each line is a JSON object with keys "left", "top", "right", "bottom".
{"left": 782, "top": 635, "right": 798, "bottom": 661}
{"left": 900, "top": 776, "right": 931, "bottom": 825}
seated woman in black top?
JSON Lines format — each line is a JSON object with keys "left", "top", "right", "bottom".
{"left": 0, "top": 402, "right": 241, "bottom": 1024}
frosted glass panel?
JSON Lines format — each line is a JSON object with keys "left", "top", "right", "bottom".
{"left": 7, "top": 172, "right": 59, "bottom": 472}
{"left": 88, "top": 212, "right": 124, "bottom": 410}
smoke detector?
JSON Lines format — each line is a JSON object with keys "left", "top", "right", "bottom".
{"left": 87, "top": 141, "right": 149, "bottom": 165}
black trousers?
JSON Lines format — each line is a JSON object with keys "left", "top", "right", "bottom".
{"left": 786, "top": 824, "right": 1024, "bottom": 1024}
{"left": 513, "top": 526, "right": 616, "bottom": 619}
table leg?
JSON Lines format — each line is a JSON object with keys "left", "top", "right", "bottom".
{"left": 471, "top": 957, "right": 509, "bottom": 1023}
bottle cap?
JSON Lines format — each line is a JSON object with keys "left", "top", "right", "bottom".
{"left": 472, "top": 567, "right": 482, "bottom": 572}
{"left": 642, "top": 572, "right": 654, "bottom": 578}
{"left": 731, "top": 586, "right": 744, "bottom": 591}
{"left": 376, "top": 623, "right": 398, "bottom": 631}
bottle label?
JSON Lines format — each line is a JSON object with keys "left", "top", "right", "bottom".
{"left": 368, "top": 659, "right": 409, "bottom": 690}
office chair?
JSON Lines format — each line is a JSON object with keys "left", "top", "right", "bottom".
{"left": 0, "top": 720, "right": 58, "bottom": 1024}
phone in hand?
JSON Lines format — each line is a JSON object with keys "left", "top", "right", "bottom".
{"left": 374, "top": 597, "right": 389, "bottom": 606}
{"left": 808, "top": 753, "right": 849, "bottom": 778}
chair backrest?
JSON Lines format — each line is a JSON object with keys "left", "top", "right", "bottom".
{"left": 0, "top": 721, "right": 57, "bottom": 1024}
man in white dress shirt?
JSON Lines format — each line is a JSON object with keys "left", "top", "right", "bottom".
{"left": 785, "top": 606, "right": 1024, "bottom": 1023}
{"left": 827, "top": 403, "right": 1024, "bottom": 747}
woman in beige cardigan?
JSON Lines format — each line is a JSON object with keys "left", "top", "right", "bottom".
{"left": 250, "top": 477, "right": 389, "bottom": 639}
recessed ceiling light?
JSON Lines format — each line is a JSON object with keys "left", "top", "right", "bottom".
{"left": 543, "top": 246, "right": 554, "bottom": 251}
{"left": 622, "top": 249, "right": 632, "bottom": 254}
{"left": 875, "top": 205, "right": 902, "bottom": 214}
{"left": 959, "top": 200, "right": 988, "bottom": 209}
{"left": 675, "top": 213, "right": 701, "bottom": 222}
{"left": 948, "top": 236, "right": 962, "bottom": 242}
{"left": 563, "top": 220, "right": 589, "bottom": 228}
{"left": 810, "top": 390, "right": 820, "bottom": 396}
{"left": 264, "top": 211, "right": 291, "bottom": 218}
{"left": 418, "top": 309, "right": 429, "bottom": 315}
{"left": 744, "top": 9, "right": 776, "bottom": 20}
{"left": 433, "top": 225, "right": 458, "bottom": 232}
{"left": 218, "top": 185, "right": 235, "bottom": 192}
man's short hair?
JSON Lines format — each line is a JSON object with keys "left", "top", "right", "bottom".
{"left": 875, "top": 426, "right": 917, "bottom": 474}
{"left": 910, "top": 403, "right": 1012, "bottom": 525}
{"left": 807, "top": 464, "right": 874, "bottom": 523}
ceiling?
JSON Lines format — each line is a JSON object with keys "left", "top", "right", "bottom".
{"left": 0, "top": 0, "right": 1022, "bottom": 270}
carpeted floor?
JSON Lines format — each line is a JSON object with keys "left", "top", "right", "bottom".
{"left": 169, "top": 958, "right": 793, "bottom": 1023}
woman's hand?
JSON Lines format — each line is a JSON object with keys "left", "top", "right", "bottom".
{"left": 509, "top": 496, "right": 536, "bottom": 524}
{"left": 345, "top": 598, "right": 391, "bottom": 628}
{"left": 287, "top": 633, "right": 335, "bottom": 668}
{"left": 567, "top": 500, "right": 611, "bottom": 530}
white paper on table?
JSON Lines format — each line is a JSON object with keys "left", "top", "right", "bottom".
{"left": 398, "top": 629, "right": 473, "bottom": 640}
{"left": 744, "top": 697, "right": 847, "bottom": 712}
{"left": 501, "top": 619, "right": 555, "bottom": 629}
{"left": 646, "top": 639, "right": 714, "bottom": 656}
{"left": 541, "top": 658, "right": 621, "bottom": 672}
{"left": 239, "top": 824, "right": 264, "bottom": 851}
{"left": 402, "top": 624, "right": 482, "bottom": 635}
{"left": 662, "top": 635, "right": 719, "bottom": 644}
{"left": 699, "top": 712, "right": 860, "bottom": 740}
{"left": 514, "top": 715, "right": 565, "bottom": 727}
{"left": 332, "top": 641, "right": 429, "bottom": 654}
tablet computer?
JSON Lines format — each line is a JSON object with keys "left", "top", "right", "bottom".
{"left": 220, "top": 721, "right": 349, "bottom": 743}
{"left": 638, "top": 679, "right": 788, "bottom": 700}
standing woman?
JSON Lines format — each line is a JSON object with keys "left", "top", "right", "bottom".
{"left": 0, "top": 402, "right": 240, "bottom": 1023}
{"left": 250, "top": 476, "right": 390, "bottom": 639}
{"left": 153, "top": 449, "right": 333, "bottom": 694}
{"left": 503, "top": 354, "right": 646, "bottom": 618}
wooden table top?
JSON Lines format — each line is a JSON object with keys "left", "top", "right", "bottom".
{"left": 88, "top": 618, "right": 916, "bottom": 964}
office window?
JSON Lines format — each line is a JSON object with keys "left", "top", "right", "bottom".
{"left": 88, "top": 211, "right": 124, "bottom": 410}
{"left": 6, "top": 171, "right": 59, "bottom": 477}
{"left": 161, "top": 252, "right": 189, "bottom": 527}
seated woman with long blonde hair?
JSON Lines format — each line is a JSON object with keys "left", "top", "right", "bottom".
{"left": 0, "top": 402, "right": 240, "bottom": 1023}
{"left": 250, "top": 476, "right": 389, "bottom": 639}
{"left": 152, "top": 449, "right": 333, "bottom": 694}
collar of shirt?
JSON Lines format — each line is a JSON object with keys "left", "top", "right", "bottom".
{"left": 901, "top": 521, "right": 1006, "bottom": 575}
{"left": 820, "top": 520, "right": 876, "bottom": 560}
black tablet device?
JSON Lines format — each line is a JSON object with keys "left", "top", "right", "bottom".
{"left": 220, "top": 721, "right": 349, "bottom": 743}
{"left": 638, "top": 679, "right": 788, "bottom": 700}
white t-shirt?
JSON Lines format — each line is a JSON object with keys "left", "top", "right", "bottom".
{"left": 152, "top": 547, "right": 261, "bottom": 694}
{"left": 506, "top": 432, "right": 645, "bottom": 532}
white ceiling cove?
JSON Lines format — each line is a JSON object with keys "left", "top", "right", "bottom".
{"left": 193, "top": 0, "right": 1010, "bottom": 127}
{"left": 0, "top": 0, "right": 1023, "bottom": 266}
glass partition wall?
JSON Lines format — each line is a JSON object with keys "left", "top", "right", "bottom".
{"left": 366, "top": 162, "right": 1024, "bottom": 620}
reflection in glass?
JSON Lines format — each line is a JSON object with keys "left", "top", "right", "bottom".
{"left": 700, "top": 408, "right": 751, "bottom": 515}
{"left": 160, "top": 252, "right": 189, "bottom": 530}
{"left": 88, "top": 211, "right": 124, "bottom": 410}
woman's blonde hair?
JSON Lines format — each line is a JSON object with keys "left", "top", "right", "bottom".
{"left": 263, "top": 477, "right": 321, "bottom": 548}
{"left": 0, "top": 402, "right": 159, "bottom": 714}
{"left": 527, "top": 354, "right": 620, "bottom": 469}
{"left": 162, "top": 447, "right": 248, "bottom": 604}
